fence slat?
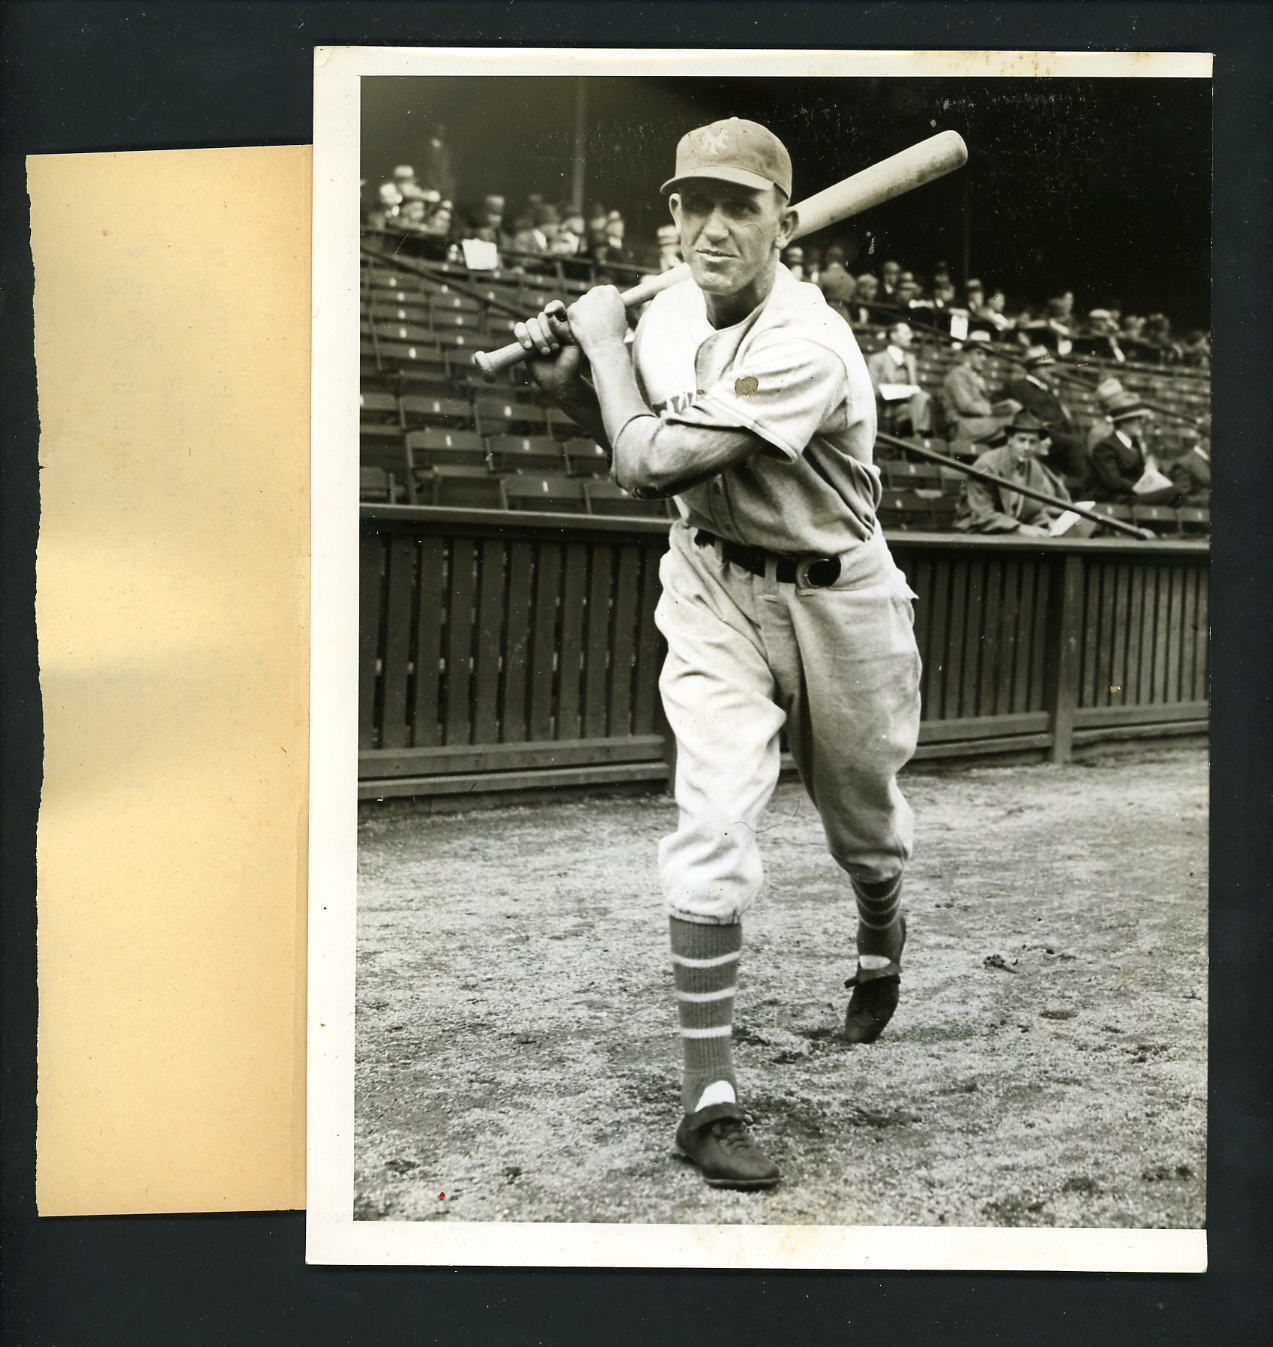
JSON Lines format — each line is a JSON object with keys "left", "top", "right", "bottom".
{"left": 981, "top": 557, "right": 1004, "bottom": 718}
{"left": 528, "top": 543, "right": 562, "bottom": 741}
{"left": 444, "top": 538, "right": 477, "bottom": 744}
{"left": 583, "top": 545, "right": 613, "bottom": 740}
{"left": 557, "top": 542, "right": 588, "bottom": 740}
{"left": 500, "top": 540, "right": 535, "bottom": 743}
{"left": 359, "top": 531, "right": 384, "bottom": 751}
{"left": 380, "top": 534, "right": 416, "bottom": 749}
{"left": 410, "top": 535, "right": 446, "bottom": 747}
{"left": 608, "top": 545, "right": 642, "bottom": 738}
{"left": 472, "top": 539, "right": 507, "bottom": 743}
{"left": 632, "top": 549, "right": 664, "bottom": 735}
{"left": 945, "top": 557, "right": 969, "bottom": 720}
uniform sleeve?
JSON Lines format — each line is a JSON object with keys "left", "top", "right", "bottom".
{"left": 660, "top": 336, "right": 847, "bottom": 463}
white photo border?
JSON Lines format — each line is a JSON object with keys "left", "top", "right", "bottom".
{"left": 308, "top": 44, "right": 1212, "bottom": 1269}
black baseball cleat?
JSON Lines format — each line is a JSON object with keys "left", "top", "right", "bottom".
{"left": 675, "top": 1103, "right": 781, "bottom": 1190}
{"left": 843, "top": 916, "right": 907, "bottom": 1044}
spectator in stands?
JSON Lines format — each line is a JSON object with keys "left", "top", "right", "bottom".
{"left": 955, "top": 409, "right": 1071, "bottom": 536}
{"left": 1090, "top": 398, "right": 1181, "bottom": 505}
{"left": 1078, "top": 309, "right": 1126, "bottom": 363}
{"left": 1180, "top": 329, "right": 1212, "bottom": 369}
{"left": 817, "top": 246, "right": 856, "bottom": 318}
{"left": 782, "top": 245, "right": 807, "bottom": 281}
{"left": 387, "top": 164, "right": 426, "bottom": 202}
{"left": 1085, "top": 376, "right": 1128, "bottom": 451}
{"left": 978, "top": 287, "right": 1015, "bottom": 334}
{"left": 366, "top": 182, "right": 402, "bottom": 230}
{"left": 508, "top": 212, "right": 548, "bottom": 256}
{"left": 845, "top": 272, "right": 880, "bottom": 326}
{"left": 999, "top": 346, "right": 1091, "bottom": 492}
{"left": 1166, "top": 426, "right": 1211, "bottom": 505}
{"left": 655, "top": 223, "right": 682, "bottom": 272}
{"left": 942, "top": 336, "right": 1015, "bottom": 451}
{"left": 867, "top": 321, "right": 934, "bottom": 438}
{"left": 389, "top": 197, "right": 430, "bottom": 235}
{"left": 1143, "top": 313, "right": 1182, "bottom": 363}
{"left": 880, "top": 259, "right": 902, "bottom": 300}
{"left": 424, "top": 201, "right": 454, "bottom": 242}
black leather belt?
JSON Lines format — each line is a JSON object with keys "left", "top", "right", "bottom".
{"left": 694, "top": 530, "right": 841, "bottom": 587}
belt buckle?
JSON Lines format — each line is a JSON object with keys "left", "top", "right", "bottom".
{"left": 798, "top": 555, "right": 841, "bottom": 588}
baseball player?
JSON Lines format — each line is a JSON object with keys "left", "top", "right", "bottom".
{"left": 515, "top": 119, "right": 921, "bottom": 1190}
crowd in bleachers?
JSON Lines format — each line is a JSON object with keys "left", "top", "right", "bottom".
{"left": 360, "top": 161, "right": 1212, "bottom": 539}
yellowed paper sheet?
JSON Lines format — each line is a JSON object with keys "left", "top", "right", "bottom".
{"left": 31, "top": 146, "right": 311, "bottom": 1216}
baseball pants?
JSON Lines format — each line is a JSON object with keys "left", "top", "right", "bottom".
{"left": 655, "top": 520, "right": 922, "bottom": 925}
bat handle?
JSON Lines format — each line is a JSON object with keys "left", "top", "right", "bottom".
{"left": 472, "top": 264, "right": 691, "bottom": 380}
{"left": 472, "top": 340, "right": 527, "bottom": 380}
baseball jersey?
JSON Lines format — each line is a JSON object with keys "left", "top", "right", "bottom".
{"left": 631, "top": 263, "right": 881, "bottom": 556}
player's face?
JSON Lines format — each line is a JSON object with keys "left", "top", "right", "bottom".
{"left": 670, "top": 181, "right": 794, "bottom": 304}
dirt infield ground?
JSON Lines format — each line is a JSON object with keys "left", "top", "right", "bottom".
{"left": 354, "top": 742, "right": 1206, "bottom": 1229}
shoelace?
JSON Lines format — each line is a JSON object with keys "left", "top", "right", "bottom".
{"left": 710, "top": 1120, "right": 758, "bottom": 1151}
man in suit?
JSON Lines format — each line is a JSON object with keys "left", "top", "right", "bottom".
{"left": 1000, "top": 345, "right": 1090, "bottom": 492}
{"left": 942, "top": 336, "right": 1014, "bottom": 451}
{"left": 866, "top": 321, "right": 934, "bottom": 437}
{"left": 955, "top": 408, "right": 1071, "bottom": 535}
{"left": 1167, "top": 429, "right": 1211, "bottom": 506}
{"left": 1090, "top": 399, "right": 1182, "bottom": 505}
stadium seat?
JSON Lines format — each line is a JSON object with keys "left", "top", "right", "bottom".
{"left": 359, "top": 466, "right": 396, "bottom": 503}
{"left": 1176, "top": 506, "right": 1210, "bottom": 536}
{"left": 474, "top": 396, "right": 549, "bottom": 437}
{"left": 876, "top": 488, "right": 933, "bottom": 531}
{"left": 400, "top": 394, "right": 473, "bottom": 430}
{"left": 1131, "top": 503, "right": 1176, "bottom": 534}
{"left": 564, "top": 437, "right": 610, "bottom": 476}
{"left": 362, "top": 319, "right": 435, "bottom": 345}
{"left": 503, "top": 473, "right": 589, "bottom": 513}
{"left": 426, "top": 309, "right": 486, "bottom": 333}
{"left": 883, "top": 460, "right": 943, "bottom": 490}
{"left": 369, "top": 339, "right": 444, "bottom": 371}
{"left": 359, "top": 390, "right": 400, "bottom": 424}
{"left": 421, "top": 465, "right": 508, "bottom": 510}
{"left": 485, "top": 434, "right": 567, "bottom": 474}
{"left": 584, "top": 479, "right": 667, "bottom": 518}
{"left": 365, "top": 298, "right": 433, "bottom": 323}
{"left": 425, "top": 288, "right": 483, "bottom": 315}
{"left": 393, "top": 371, "right": 455, "bottom": 400}
{"left": 937, "top": 465, "right": 964, "bottom": 493}
{"left": 360, "top": 430, "right": 413, "bottom": 501}
{"left": 405, "top": 428, "right": 489, "bottom": 471}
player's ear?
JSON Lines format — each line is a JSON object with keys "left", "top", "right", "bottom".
{"left": 776, "top": 196, "right": 798, "bottom": 250}
{"left": 668, "top": 193, "right": 682, "bottom": 227}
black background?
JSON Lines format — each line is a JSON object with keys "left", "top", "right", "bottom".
{"left": 363, "top": 73, "right": 1212, "bottom": 324}
{"left": 2, "top": 4, "right": 1270, "bottom": 1344}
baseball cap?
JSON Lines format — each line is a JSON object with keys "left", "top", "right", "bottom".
{"left": 661, "top": 118, "right": 793, "bottom": 198}
{"left": 1022, "top": 344, "right": 1055, "bottom": 368}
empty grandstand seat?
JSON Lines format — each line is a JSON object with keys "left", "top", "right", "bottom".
{"left": 425, "top": 309, "right": 487, "bottom": 334}
{"left": 365, "top": 298, "right": 433, "bottom": 323}
{"left": 1175, "top": 506, "right": 1210, "bottom": 536}
{"left": 359, "top": 466, "right": 396, "bottom": 503}
{"left": 426, "top": 288, "right": 483, "bottom": 315}
{"left": 432, "top": 329, "right": 484, "bottom": 355}
{"left": 421, "top": 465, "right": 508, "bottom": 510}
{"left": 405, "top": 429, "right": 489, "bottom": 471}
{"left": 363, "top": 319, "right": 435, "bottom": 345}
{"left": 564, "top": 437, "right": 611, "bottom": 476}
{"left": 485, "top": 434, "right": 567, "bottom": 474}
{"left": 360, "top": 431, "right": 413, "bottom": 501}
{"left": 474, "top": 396, "right": 548, "bottom": 437}
{"left": 937, "top": 465, "right": 964, "bottom": 493}
{"left": 393, "top": 371, "right": 455, "bottom": 400}
{"left": 369, "top": 339, "right": 444, "bottom": 371}
{"left": 400, "top": 394, "right": 473, "bottom": 430}
{"left": 503, "top": 474, "right": 589, "bottom": 513}
{"left": 883, "top": 460, "right": 943, "bottom": 489}
{"left": 584, "top": 480, "right": 668, "bottom": 518}
{"left": 1131, "top": 503, "right": 1176, "bottom": 534}
{"left": 359, "top": 390, "right": 400, "bottom": 423}
{"left": 876, "top": 488, "right": 933, "bottom": 531}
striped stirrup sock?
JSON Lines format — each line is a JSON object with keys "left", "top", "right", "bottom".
{"left": 852, "top": 873, "right": 905, "bottom": 963}
{"left": 669, "top": 917, "right": 741, "bottom": 1115}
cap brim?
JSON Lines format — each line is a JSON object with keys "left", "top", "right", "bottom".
{"left": 661, "top": 166, "right": 781, "bottom": 195}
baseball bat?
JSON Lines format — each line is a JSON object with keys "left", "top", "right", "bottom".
{"left": 472, "top": 129, "right": 969, "bottom": 379}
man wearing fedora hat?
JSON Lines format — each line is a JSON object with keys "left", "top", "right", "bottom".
{"left": 1000, "top": 346, "right": 1091, "bottom": 493}
{"left": 514, "top": 117, "right": 922, "bottom": 1192}
{"left": 955, "top": 408, "right": 1072, "bottom": 535}
{"left": 1090, "top": 398, "right": 1182, "bottom": 505}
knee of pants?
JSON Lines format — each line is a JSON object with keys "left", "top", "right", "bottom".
{"left": 658, "top": 814, "right": 763, "bottom": 924}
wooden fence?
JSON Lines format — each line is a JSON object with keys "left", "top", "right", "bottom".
{"left": 359, "top": 505, "right": 1208, "bottom": 799}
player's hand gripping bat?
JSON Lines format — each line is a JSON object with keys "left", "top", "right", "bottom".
{"left": 472, "top": 130, "right": 968, "bottom": 379}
